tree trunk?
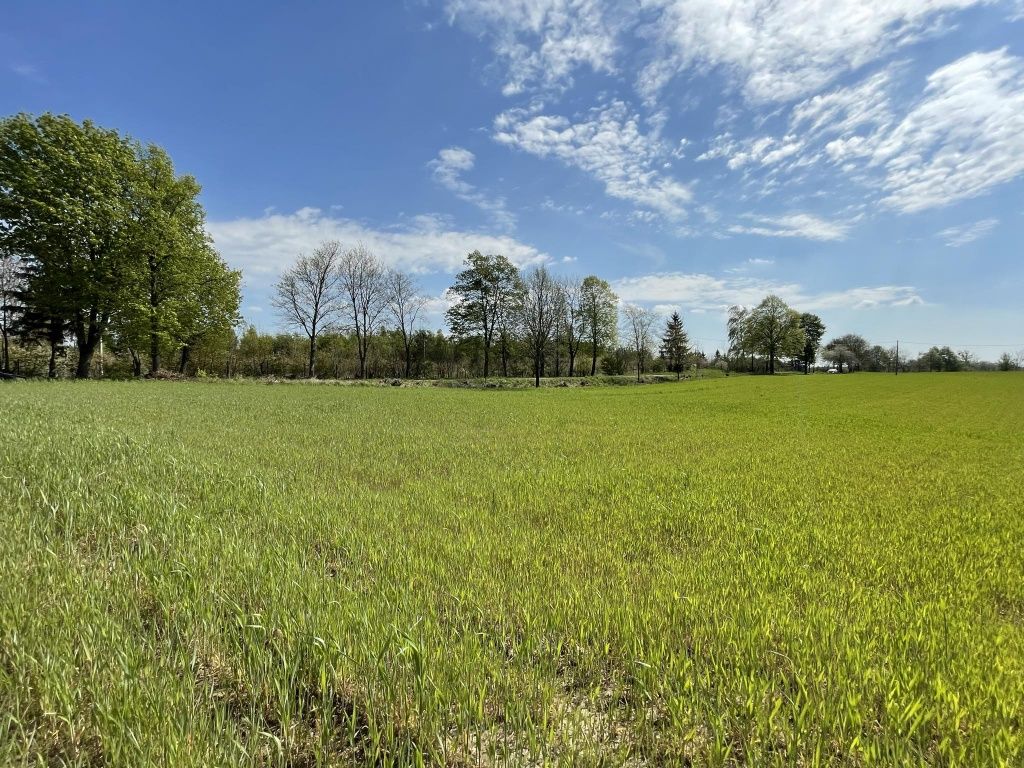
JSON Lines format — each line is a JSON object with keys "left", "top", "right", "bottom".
{"left": 48, "top": 342, "right": 58, "bottom": 379}
{"left": 129, "top": 348, "right": 142, "bottom": 378}
{"left": 591, "top": 333, "right": 599, "bottom": 375}
{"left": 308, "top": 334, "right": 317, "bottom": 378}
{"left": 150, "top": 335, "right": 160, "bottom": 375}
{"left": 1, "top": 328, "right": 8, "bottom": 372}
{"left": 76, "top": 340, "right": 96, "bottom": 378}
{"left": 534, "top": 354, "right": 540, "bottom": 388}
{"left": 179, "top": 345, "right": 191, "bottom": 374}
{"left": 148, "top": 253, "right": 161, "bottom": 375}
{"left": 74, "top": 308, "right": 106, "bottom": 379}
{"left": 483, "top": 340, "right": 490, "bottom": 378}
{"left": 568, "top": 349, "right": 575, "bottom": 378}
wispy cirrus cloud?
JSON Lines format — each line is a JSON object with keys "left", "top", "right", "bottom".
{"left": 871, "top": 49, "right": 1024, "bottom": 213}
{"left": 444, "top": 0, "right": 986, "bottom": 105}
{"left": 937, "top": 218, "right": 999, "bottom": 247}
{"left": 428, "top": 146, "right": 516, "bottom": 230}
{"left": 638, "top": 0, "right": 980, "bottom": 104}
{"left": 698, "top": 49, "right": 1024, "bottom": 215}
{"left": 443, "top": 0, "right": 623, "bottom": 96}
{"left": 727, "top": 213, "right": 852, "bottom": 241}
{"left": 11, "top": 63, "right": 46, "bottom": 83}
{"left": 493, "top": 100, "right": 693, "bottom": 220}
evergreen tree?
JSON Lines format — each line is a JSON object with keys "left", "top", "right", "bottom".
{"left": 659, "top": 311, "right": 690, "bottom": 379}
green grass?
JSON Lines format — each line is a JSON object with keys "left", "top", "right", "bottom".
{"left": 1, "top": 374, "right": 1022, "bottom": 766}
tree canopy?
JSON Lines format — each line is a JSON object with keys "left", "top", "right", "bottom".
{"left": 0, "top": 113, "right": 240, "bottom": 378}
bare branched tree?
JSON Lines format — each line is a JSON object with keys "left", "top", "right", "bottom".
{"left": 270, "top": 240, "right": 342, "bottom": 378}
{"left": 339, "top": 244, "right": 388, "bottom": 379}
{"left": 622, "top": 303, "right": 656, "bottom": 382}
{"left": 386, "top": 269, "right": 427, "bottom": 378}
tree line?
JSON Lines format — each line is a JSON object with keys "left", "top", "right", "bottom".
{"left": 269, "top": 245, "right": 627, "bottom": 385}
{"left": 2, "top": 113, "right": 1019, "bottom": 382}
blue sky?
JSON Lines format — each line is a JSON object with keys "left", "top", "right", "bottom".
{"left": 3, "top": 1, "right": 1024, "bottom": 358}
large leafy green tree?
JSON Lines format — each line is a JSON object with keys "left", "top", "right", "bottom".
{"left": 746, "top": 295, "right": 805, "bottom": 374}
{"left": 119, "top": 145, "right": 222, "bottom": 374}
{"left": 580, "top": 275, "right": 618, "bottom": 375}
{"left": 1, "top": 113, "right": 240, "bottom": 378}
{"left": 0, "top": 113, "right": 143, "bottom": 378}
{"left": 445, "top": 251, "right": 523, "bottom": 378}
{"left": 798, "top": 312, "right": 826, "bottom": 374}
{"left": 173, "top": 248, "right": 241, "bottom": 374}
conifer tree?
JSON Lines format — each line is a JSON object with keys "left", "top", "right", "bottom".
{"left": 660, "top": 311, "right": 690, "bottom": 380}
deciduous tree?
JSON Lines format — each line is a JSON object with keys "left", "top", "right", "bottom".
{"left": 445, "top": 251, "right": 523, "bottom": 378}
{"left": 521, "top": 266, "right": 560, "bottom": 387}
{"left": 339, "top": 244, "right": 388, "bottom": 379}
{"left": 798, "top": 312, "right": 825, "bottom": 374}
{"left": 745, "top": 295, "right": 804, "bottom": 374}
{"left": 0, "top": 113, "right": 142, "bottom": 377}
{"left": 622, "top": 304, "right": 656, "bottom": 382}
{"left": 272, "top": 240, "right": 343, "bottom": 378}
{"left": 386, "top": 269, "right": 427, "bottom": 378}
{"left": 580, "top": 276, "right": 618, "bottom": 375}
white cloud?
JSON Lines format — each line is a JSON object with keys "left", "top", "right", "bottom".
{"left": 870, "top": 48, "right": 1024, "bottom": 212}
{"left": 937, "top": 217, "right": 999, "bottom": 246}
{"left": 640, "top": 0, "right": 981, "bottom": 104}
{"left": 428, "top": 146, "right": 516, "bottom": 229}
{"left": 444, "top": 0, "right": 622, "bottom": 95}
{"left": 613, "top": 271, "right": 923, "bottom": 311}
{"left": 697, "top": 49, "right": 1024, "bottom": 215}
{"left": 207, "top": 207, "right": 549, "bottom": 288}
{"left": 11, "top": 63, "right": 45, "bottom": 83}
{"left": 446, "top": 0, "right": 984, "bottom": 105}
{"left": 494, "top": 100, "right": 693, "bottom": 219}
{"left": 727, "top": 213, "right": 851, "bottom": 241}
{"left": 789, "top": 67, "right": 897, "bottom": 137}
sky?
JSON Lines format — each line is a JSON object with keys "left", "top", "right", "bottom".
{"left": 3, "top": 1, "right": 1024, "bottom": 359}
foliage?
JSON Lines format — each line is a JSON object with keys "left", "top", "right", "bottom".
{"left": 798, "top": 312, "right": 825, "bottom": 373}
{"left": 445, "top": 251, "right": 523, "bottom": 378}
{"left": 520, "top": 266, "right": 561, "bottom": 387}
{"left": 743, "top": 295, "right": 805, "bottom": 375}
{"left": 580, "top": 276, "right": 618, "bottom": 376}
{"left": 659, "top": 311, "right": 690, "bottom": 379}
{"left": 0, "top": 113, "right": 241, "bottom": 378}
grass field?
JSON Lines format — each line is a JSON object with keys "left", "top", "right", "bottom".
{"left": 1, "top": 374, "right": 1022, "bottom": 767}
